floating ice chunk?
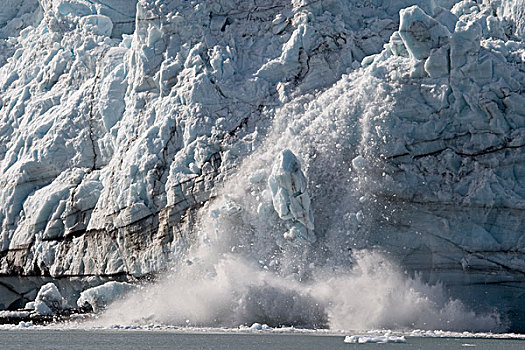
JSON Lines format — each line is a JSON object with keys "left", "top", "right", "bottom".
{"left": 249, "top": 322, "right": 271, "bottom": 330}
{"left": 250, "top": 322, "right": 262, "bottom": 330}
{"left": 410, "top": 329, "right": 436, "bottom": 336}
{"left": 33, "top": 283, "right": 66, "bottom": 316}
{"left": 399, "top": 6, "right": 451, "bottom": 60}
{"left": 77, "top": 281, "right": 135, "bottom": 313}
{"left": 344, "top": 334, "right": 407, "bottom": 344}
{"left": 34, "top": 301, "right": 52, "bottom": 316}
{"left": 238, "top": 323, "right": 272, "bottom": 331}
{"left": 17, "top": 321, "right": 34, "bottom": 328}
{"left": 268, "top": 150, "right": 315, "bottom": 243}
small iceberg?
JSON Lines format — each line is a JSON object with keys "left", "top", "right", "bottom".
{"left": 77, "top": 281, "right": 135, "bottom": 312}
{"left": 17, "top": 321, "right": 34, "bottom": 328}
{"left": 33, "top": 283, "right": 67, "bottom": 316}
{"left": 344, "top": 334, "right": 407, "bottom": 344}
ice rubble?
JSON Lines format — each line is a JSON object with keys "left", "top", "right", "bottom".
{"left": 0, "top": 0, "right": 525, "bottom": 332}
{"left": 344, "top": 334, "right": 407, "bottom": 344}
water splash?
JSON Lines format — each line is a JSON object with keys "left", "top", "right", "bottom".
{"left": 96, "top": 251, "right": 502, "bottom": 331}
{"left": 95, "top": 70, "right": 504, "bottom": 332}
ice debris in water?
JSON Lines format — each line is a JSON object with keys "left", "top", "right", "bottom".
{"left": 239, "top": 322, "right": 272, "bottom": 331}
{"left": 77, "top": 281, "right": 135, "bottom": 313}
{"left": 33, "top": 283, "right": 66, "bottom": 316}
{"left": 268, "top": 150, "right": 315, "bottom": 243}
{"left": 344, "top": 333, "right": 407, "bottom": 344}
{"left": 17, "top": 321, "right": 34, "bottom": 328}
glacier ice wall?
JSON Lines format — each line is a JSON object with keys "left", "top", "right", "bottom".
{"left": 1, "top": 0, "right": 525, "bottom": 331}
{"left": 0, "top": 0, "right": 407, "bottom": 307}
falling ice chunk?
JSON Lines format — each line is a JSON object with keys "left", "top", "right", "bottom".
{"left": 268, "top": 149, "right": 315, "bottom": 243}
{"left": 352, "top": 155, "right": 366, "bottom": 170}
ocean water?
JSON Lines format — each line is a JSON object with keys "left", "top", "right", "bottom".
{"left": 1, "top": 330, "right": 524, "bottom": 350}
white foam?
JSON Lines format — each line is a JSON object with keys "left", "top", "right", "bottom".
{"left": 87, "top": 250, "right": 502, "bottom": 333}
{"left": 344, "top": 334, "right": 407, "bottom": 344}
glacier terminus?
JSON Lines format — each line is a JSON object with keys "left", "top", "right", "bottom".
{"left": 1, "top": 0, "right": 525, "bottom": 333}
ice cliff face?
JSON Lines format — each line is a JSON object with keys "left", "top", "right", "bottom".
{"left": 0, "top": 0, "right": 403, "bottom": 307}
{"left": 1, "top": 0, "right": 525, "bottom": 331}
{"left": 354, "top": 1, "right": 525, "bottom": 326}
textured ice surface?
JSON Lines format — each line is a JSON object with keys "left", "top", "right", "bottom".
{"left": 268, "top": 149, "right": 315, "bottom": 243}
{"left": 33, "top": 282, "right": 66, "bottom": 315}
{"left": 1, "top": 0, "right": 525, "bottom": 332}
{"left": 77, "top": 281, "right": 134, "bottom": 312}
{"left": 0, "top": 0, "right": 405, "bottom": 283}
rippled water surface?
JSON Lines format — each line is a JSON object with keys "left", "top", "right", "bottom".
{"left": 1, "top": 330, "right": 525, "bottom": 350}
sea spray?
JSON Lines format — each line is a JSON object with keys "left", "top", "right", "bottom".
{"left": 96, "top": 251, "right": 502, "bottom": 331}
{"left": 94, "top": 70, "right": 504, "bottom": 331}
